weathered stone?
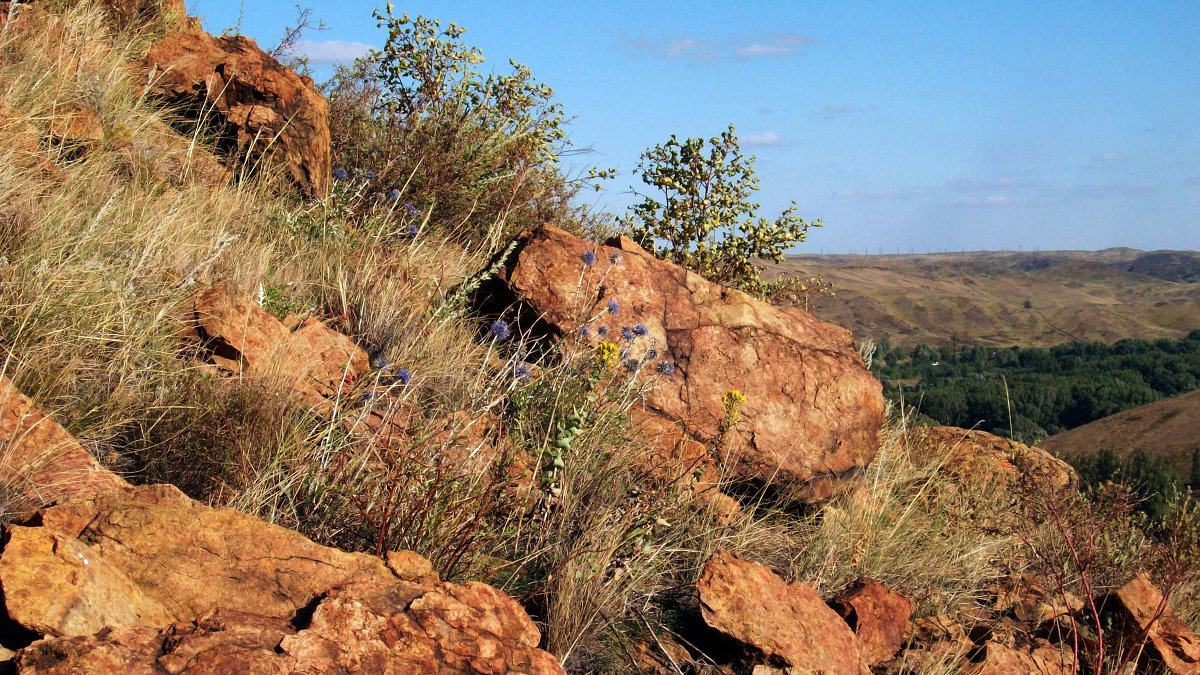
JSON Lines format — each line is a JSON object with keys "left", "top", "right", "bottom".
{"left": 144, "top": 24, "right": 331, "bottom": 195}
{"left": 697, "top": 549, "right": 870, "bottom": 674}
{"left": 190, "top": 281, "right": 368, "bottom": 410}
{"left": 15, "top": 583, "right": 565, "bottom": 674}
{"left": 1099, "top": 573, "right": 1200, "bottom": 674}
{"left": 919, "top": 426, "right": 1076, "bottom": 491}
{"left": 829, "top": 577, "right": 912, "bottom": 666}
{"left": 968, "top": 639, "right": 1076, "bottom": 675}
{"left": 0, "top": 525, "right": 171, "bottom": 637}
{"left": 0, "top": 375, "right": 126, "bottom": 510}
{"left": 477, "top": 226, "right": 884, "bottom": 498}
{"left": 32, "top": 483, "right": 394, "bottom": 622}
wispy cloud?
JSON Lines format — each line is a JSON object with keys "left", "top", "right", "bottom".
{"left": 742, "top": 131, "right": 781, "bottom": 147}
{"left": 292, "top": 39, "right": 372, "bottom": 63}
{"left": 1071, "top": 182, "right": 1153, "bottom": 196}
{"left": 621, "top": 32, "right": 814, "bottom": 61}
{"left": 814, "top": 104, "right": 876, "bottom": 121}
{"left": 1091, "top": 152, "right": 1127, "bottom": 163}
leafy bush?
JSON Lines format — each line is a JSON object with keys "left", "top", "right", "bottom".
{"left": 624, "top": 124, "right": 820, "bottom": 296}
{"left": 322, "top": 6, "right": 598, "bottom": 247}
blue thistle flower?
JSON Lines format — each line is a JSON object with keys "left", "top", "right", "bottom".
{"left": 656, "top": 361, "right": 676, "bottom": 377}
{"left": 489, "top": 319, "right": 512, "bottom": 341}
{"left": 396, "top": 368, "right": 412, "bottom": 385}
{"left": 371, "top": 354, "right": 389, "bottom": 370}
{"left": 361, "top": 390, "right": 375, "bottom": 402}
{"left": 624, "top": 358, "right": 639, "bottom": 372}
{"left": 388, "top": 188, "right": 401, "bottom": 201}
{"left": 579, "top": 325, "right": 591, "bottom": 338}
{"left": 621, "top": 326, "right": 635, "bottom": 342}
{"left": 333, "top": 167, "right": 348, "bottom": 181}
{"left": 580, "top": 250, "right": 596, "bottom": 266}
{"left": 609, "top": 253, "right": 622, "bottom": 265}
{"left": 597, "top": 326, "right": 609, "bottom": 336}
{"left": 514, "top": 364, "right": 531, "bottom": 381}
{"left": 606, "top": 300, "right": 620, "bottom": 315}
{"left": 646, "top": 347, "right": 657, "bottom": 360}
{"left": 633, "top": 324, "right": 649, "bottom": 337}
{"left": 406, "top": 224, "right": 420, "bottom": 237}
{"left": 365, "top": 169, "right": 377, "bottom": 180}
{"left": 404, "top": 204, "right": 419, "bottom": 216}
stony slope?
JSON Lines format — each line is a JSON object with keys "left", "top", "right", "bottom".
{"left": 768, "top": 249, "right": 1200, "bottom": 349}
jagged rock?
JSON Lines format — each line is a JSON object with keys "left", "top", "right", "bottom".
{"left": 21, "top": 483, "right": 392, "bottom": 623}
{"left": 1098, "top": 573, "right": 1200, "bottom": 674}
{"left": 143, "top": 21, "right": 331, "bottom": 195}
{"left": 0, "top": 375, "right": 127, "bottom": 510}
{"left": 3, "top": 482, "right": 565, "bottom": 673}
{"left": 990, "top": 575, "right": 1082, "bottom": 627}
{"left": 17, "top": 586, "right": 565, "bottom": 674}
{"left": 189, "top": 281, "right": 368, "bottom": 410}
{"left": 697, "top": 549, "right": 870, "bottom": 674}
{"left": 829, "top": 577, "right": 912, "bottom": 666}
{"left": 0, "top": 526, "right": 171, "bottom": 637}
{"left": 969, "top": 639, "right": 1076, "bottom": 675}
{"left": 919, "top": 426, "right": 1076, "bottom": 491}
{"left": 477, "top": 226, "right": 884, "bottom": 498}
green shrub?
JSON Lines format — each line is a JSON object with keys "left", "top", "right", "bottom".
{"left": 623, "top": 124, "right": 820, "bottom": 296}
{"left": 322, "top": 7, "right": 601, "bottom": 247}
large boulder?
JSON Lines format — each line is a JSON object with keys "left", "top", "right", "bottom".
{"left": 697, "top": 550, "right": 870, "bottom": 674}
{"left": 143, "top": 21, "right": 331, "bottom": 195}
{"left": 0, "top": 375, "right": 127, "bottom": 509}
{"left": 476, "top": 226, "right": 884, "bottom": 498}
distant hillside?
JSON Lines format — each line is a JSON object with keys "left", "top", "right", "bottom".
{"left": 1038, "top": 389, "right": 1200, "bottom": 481}
{"left": 767, "top": 248, "right": 1200, "bottom": 349}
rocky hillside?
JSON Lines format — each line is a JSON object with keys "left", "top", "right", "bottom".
{"left": 769, "top": 249, "right": 1200, "bottom": 350}
{"left": 3, "top": 1, "right": 1200, "bottom": 673}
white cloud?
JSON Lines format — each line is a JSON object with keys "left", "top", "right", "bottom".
{"left": 622, "top": 32, "right": 813, "bottom": 61}
{"left": 1090, "top": 152, "right": 1128, "bottom": 163}
{"left": 291, "top": 39, "right": 372, "bottom": 63}
{"left": 742, "top": 131, "right": 781, "bottom": 146}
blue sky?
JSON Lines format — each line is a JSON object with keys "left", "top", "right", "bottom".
{"left": 187, "top": 1, "right": 1199, "bottom": 254}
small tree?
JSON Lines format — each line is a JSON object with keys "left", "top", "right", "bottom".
{"left": 623, "top": 124, "right": 821, "bottom": 296}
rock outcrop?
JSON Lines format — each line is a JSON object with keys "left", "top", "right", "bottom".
{"left": 1, "top": 485, "right": 563, "bottom": 673}
{"left": 143, "top": 22, "right": 331, "bottom": 195}
{"left": 477, "top": 226, "right": 885, "bottom": 499}
{"left": 918, "top": 426, "right": 1077, "bottom": 491}
{"left": 0, "top": 375, "right": 127, "bottom": 510}
{"left": 697, "top": 550, "right": 871, "bottom": 674}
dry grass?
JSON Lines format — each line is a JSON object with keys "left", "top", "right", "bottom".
{"left": 5, "top": 4, "right": 1196, "bottom": 673}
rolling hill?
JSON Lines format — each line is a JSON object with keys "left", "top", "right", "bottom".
{"left": 767, "top": 248, "right": 1200, "bottom": 350}
{"left": 1037, "top": 388, "right": 1200, "bottom": 481}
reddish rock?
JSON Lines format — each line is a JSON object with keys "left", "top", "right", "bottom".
{"left": 478, "top": 226, "right": 884, "bottom": 497}
{"left": 830, "top": 577, "right": 912, "bottom": 666}
{"left": 190, "top": 281, "right": 368, "bottom": 410}
{"left": 1099, "top": 573, "right": 1200, "bottom": 674}
{"left": 144, "top": 23, "right": 331, "bottom": 195}
{"left": 969, "top": 639, "right": 1075, "bottom": 675}
{"left": 697, "top": 549, "right": 870, "bottom": 674}
{"left": 0, "top": 375, "right": 126, "bottom": 510}
{"left": 919, "top": 426, "right": 1076, "bottom": 491}
{"left": 23, "top": 483, "right": 392, "bottom": 623}
{"left": 0, "top": 525, "right": 171, "bottom": 638}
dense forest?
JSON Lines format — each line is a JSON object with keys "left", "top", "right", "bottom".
{"left": 871, "top": 330, "right": 1200, "bottom": 444}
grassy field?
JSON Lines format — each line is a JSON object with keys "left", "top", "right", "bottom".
{"left": 769, "top": 249, "right": 1200, "bottom": 350}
